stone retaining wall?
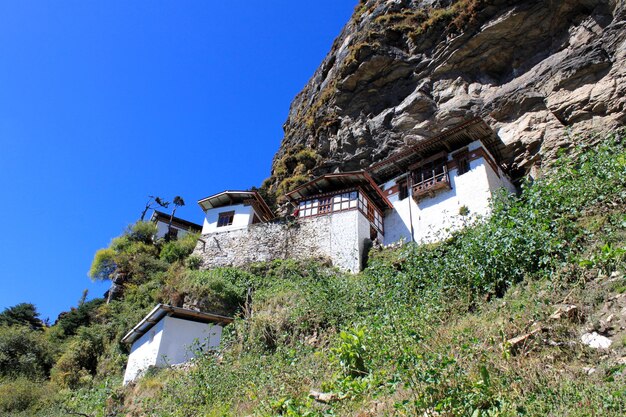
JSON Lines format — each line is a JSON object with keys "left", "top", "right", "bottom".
{"left": 192, "top": 210, "right": 370, "bottom": 272}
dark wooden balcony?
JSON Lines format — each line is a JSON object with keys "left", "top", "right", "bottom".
{"left": 412, "top": 171, "right": 451, "bottom": 202}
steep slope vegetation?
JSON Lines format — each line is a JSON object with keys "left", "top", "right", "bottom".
{"left": 265, "top": 0, "right": 626, "bottom": 198}
{"left": 2, "top": 131, "right": 623, "bottom": 416}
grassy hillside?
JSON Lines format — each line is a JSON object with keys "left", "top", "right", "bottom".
{"left": 1, "top": 130, "right": 625, "bottom": 416}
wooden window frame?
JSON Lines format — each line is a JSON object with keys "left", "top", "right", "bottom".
{"left": 166, "top": 227, "right": 179, "bottom": 240}
{"left": 217, "top": 211, "right": 235, "bottom": 227}
{"left": 452, "top": 148, "right": 470, "bottom": 176}
{"left": 398, "top": 178, "right": 409, "bottom": 200}
{"left": 296, "top": 187, "right": 384, "bottom": 234}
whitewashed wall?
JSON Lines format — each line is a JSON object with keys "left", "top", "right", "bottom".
{"left": 123, "top": 320, "right": 165, "bottom": 384}
{"left": 156, "top": 317, "right": 222, "bottom": 367}
{"left": 122, "top": 317, "right": 223, "bottom": 385}
{"left": 202, "top": 204, "right": 256, "bottom": 234}
{"left": 382, "top": 141, "right": 515, "bottom": 245}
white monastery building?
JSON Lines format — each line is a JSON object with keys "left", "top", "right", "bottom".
{"left": 122, "top": 304, "right": 232, "bottom": 384}
{"left": 191, "top": 117, "right": 516, "bottom": 273}
{"left": 198, "top": 190, "right": 274, "bottom": 234}
{"left": 367, "top": 119, "right": 515, "bottom": 244}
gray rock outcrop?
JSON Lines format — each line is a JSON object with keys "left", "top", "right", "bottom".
{"left": 268, "top": 0, "right": 626, "bottom": 191}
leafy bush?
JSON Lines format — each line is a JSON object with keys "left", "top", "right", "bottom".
{"left": 179, "top": 268, "right": 248, "bottom": 316}
{"left": 579, "top": 243, "right": 626, "bottom": 275}
{"left": 0, "top": 377, "right": 51, "bottom": 413}
{"left": 89, "top": 221, "right": 163, "bottom": 283}
{"left": 88, "top": 248, "right": 117, "bottom": 281}
{"left": 160, "top": 233, "right": 200, "bottom": 263}
{"left": 330, "top": 327, "right": 370, "bottom": 378}
{"left": 50, "top": 326, "right": 107, "bottom": 388}
{"left": 128, "top": 221, "right": 158, "bottom": 244}
{"left": 185, "top": 254, "right": 202, "bottom": 270}
{"left": 276, "top": 175, "right": 310, "bottom": 197}
{"left": 54, "top": 298, "right": 104, "bottom": 337}
{"left": 294, "top": 149, "right": 319, "bottom": 170}
{"left": 0, "top": 302, "right": 44, "bottom": 330}
{"left": 0, "top": 325, "right": 53, "bottom": 379}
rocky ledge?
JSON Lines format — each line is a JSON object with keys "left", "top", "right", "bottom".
{"left": 266, "top": 0, "right": 626, "bottom": 196}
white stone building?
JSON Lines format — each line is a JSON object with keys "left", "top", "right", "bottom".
{"left": 366, "top": 118, "right": 516, "bottom": 244}
{"left": 122, "top": 304, "right": 232, "bottom": 385}
{"left": 198, "top": 190, "right": 274, "bottom": 234}
{"left": 150, "top": 210, "right": 202, "bottom": 240}
{"left": 192, "top": 117, "right": 515, "bottom": 273}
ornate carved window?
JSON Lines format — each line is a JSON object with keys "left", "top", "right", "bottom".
{"left": 319, "top": 197, "right": 332, "bottom": 214}
{"left": 410, "top": 151, "right": 451, "bottom": 201}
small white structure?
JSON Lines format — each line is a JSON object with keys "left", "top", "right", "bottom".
{"left": 121, "top": 304, "right": 232, "bottom": 385}
{"left": 150, "top": 210, "right": 202, "bottom": 240}
{"left": 198, "top": 190, "right": 274, "bottom": 234}
{"left": 284, "top": 172, "right": 392, "bottom": 271}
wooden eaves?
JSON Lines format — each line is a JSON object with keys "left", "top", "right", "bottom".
{"left": 197, "top": 190, "right": 274, "bottom": 222}
{"left": 284, "top": 171, "right": 393, "bottom": 212}
{"left": 366, "top": 117, "right": 508, "bottom": 183}
{"left": 150, "top": 210, "right": 202, "bottom": 232}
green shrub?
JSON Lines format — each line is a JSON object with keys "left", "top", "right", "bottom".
{"left": 89, "top": 221, "right": 163, "bottom": 282}
{"left": 294, "top": 149, "right": 319, "bottom": 170}
{"left": 179, "top": 268, "right": 248, "bottom": 316}
{"left": 0, "top": 377, "right": 50, "bottom": 413}
{"left": 0, "top": 325, "right": 53, "bottom": 379}
{"left": 579, "top": 243, "right": 626, "bottom": 275}
{"left": 185, "top": 254, "right": 202, "bottom": 270}
{"left": 128, "top": 221, "right": 158, "bottom": 244}
{"left": 160, "top": 233, "right": 199, "bottom": 263}
{"left": 331, "top": 326, "right": 370, "bottom": 378}
{"left": 54, "top": 298, "right": 104, "bottom": 337}
{"left": 0, "top": 302, "right": 44, "bottom": 330}
{"left": 276, "top": 175, "right": 310, "bottom": 197}
{"left": 88, "top": 248, "right": 117, "bottom": 281}
{"left": 50, "top": 326, "right": 106, "bottom": 388}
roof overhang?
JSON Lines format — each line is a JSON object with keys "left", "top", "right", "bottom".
{"left": 197, "top": 190, "right": 274, "bottom": 222}
{"left": 150, "top": 210, "right": 202, "bottom": 232}
{"left": 367, "top": 117, "right": 507, "bottom": 183}
{"left": 284, "top": 171, "right": 393, "bottom": 211}
{"left": 121, "top": 304, "right": 234, "bottom": 345}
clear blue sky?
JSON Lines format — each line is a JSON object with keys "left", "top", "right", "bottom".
{"left": 0, "top": 1, "right": 356, "bottom": 322}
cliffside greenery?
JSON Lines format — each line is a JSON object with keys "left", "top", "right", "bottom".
{"left": 0, "top": 130, "right": 624, "bottom": 416}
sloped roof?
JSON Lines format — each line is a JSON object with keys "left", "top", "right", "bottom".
{"left": 367, "top": 117, "right": 507, "bottom": 183}
{"left": 150, "top": 210, "right": 202, "bottom": 232}
{"left": 121, "top": 304, "right": 233, "bottom": 345}
{"left": 197, "top": 190, "right": 274, "bottom": 222}
{"left": 284, "top": 171, "right": 392, "bottom": 211}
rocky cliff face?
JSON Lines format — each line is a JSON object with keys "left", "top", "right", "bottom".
{"left": 266, "top": 0, "right": 625, "bottom": 196}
